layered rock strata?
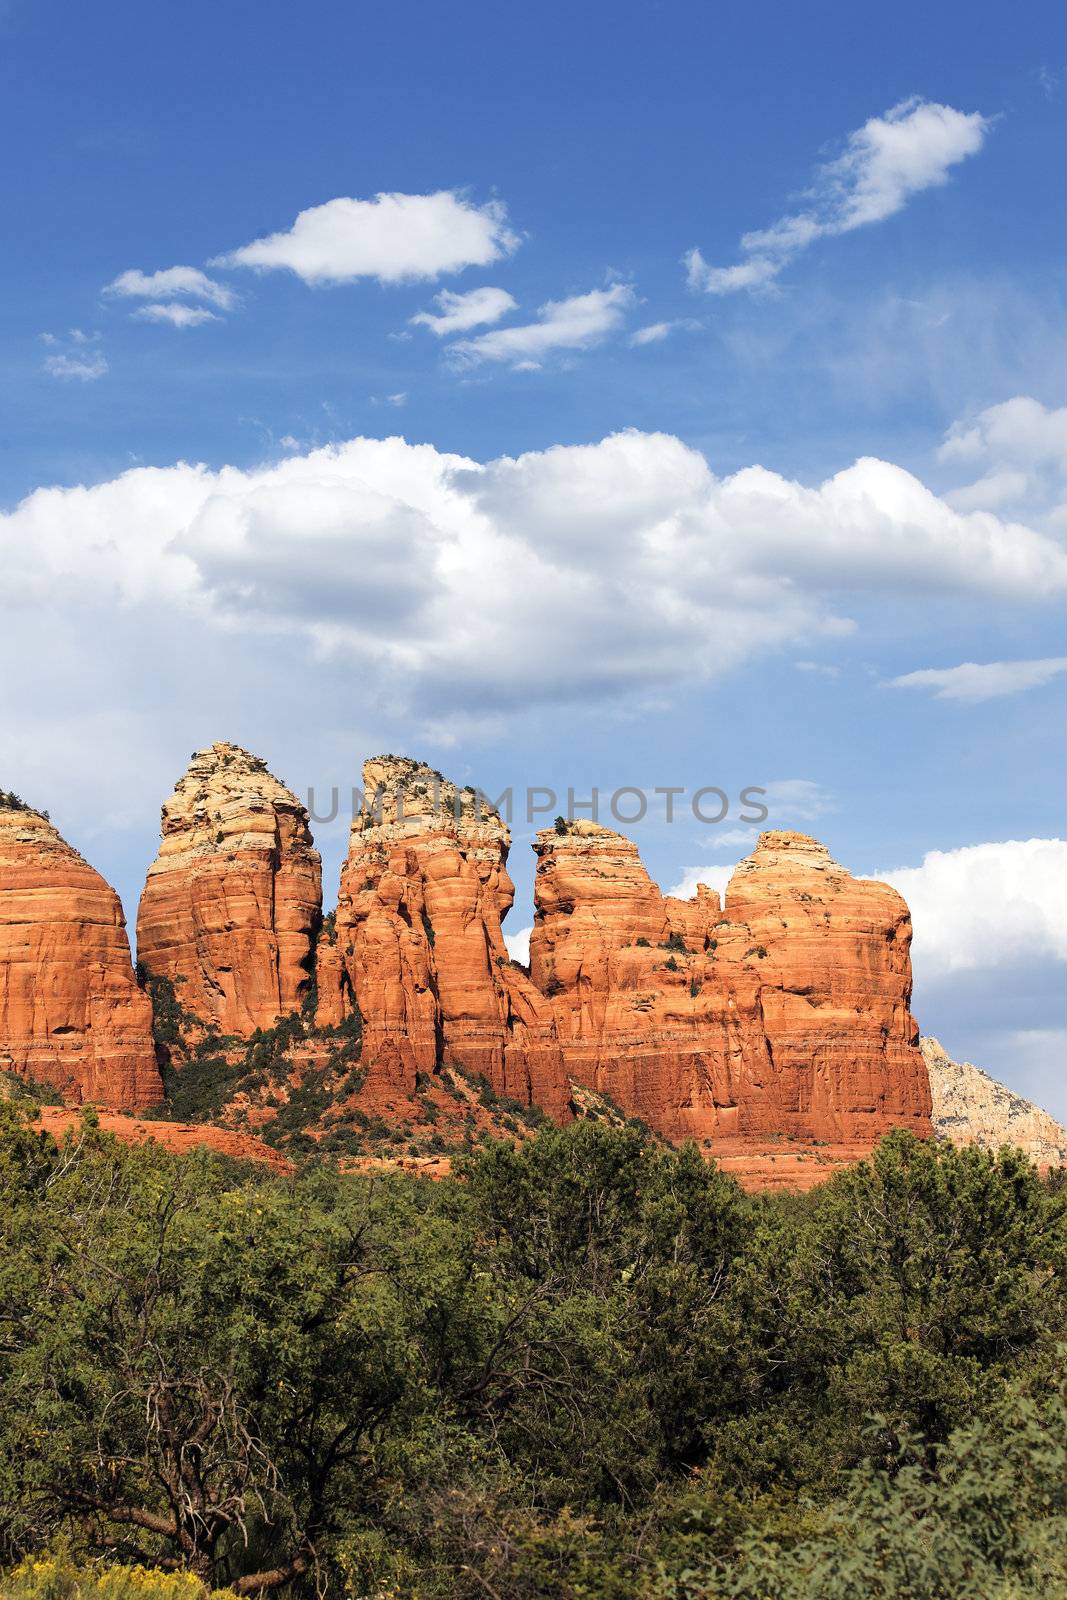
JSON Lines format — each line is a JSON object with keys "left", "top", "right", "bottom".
{"left": 335, "top": 766, "right": 929, "bottom": 1149}
{"left": 923, "top": 1036, "right": 1067, "bottom": 1167}
{"left": 529, "top": 823, "right": 931, "bottom": 1144}
{"left": 136, "top": 744, "right": 323, "bottom": 1035}
{"left": 0, "top": 804, "right": 160, "bottom": 1107}
{"left": 334, "top": 758, "right": 566, "bottom": 1112}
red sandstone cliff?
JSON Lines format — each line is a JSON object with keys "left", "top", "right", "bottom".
{"left": 0, "top": 803, "right": 160, "bottom": 1108}
{"left": 136, "top": 744, "right": 324, "bottom": 1035}
{"left": 332, "top": 763, "right": 927, "bottom": 1153}
{"left": 3, "top": 749, "right": 1027, "bottom": 1186}
{"left": 335, "top": 758, "right": 566, "bottom": 1113}
{"left": 530, "top": 822, "right": 931, "bottom": 1145}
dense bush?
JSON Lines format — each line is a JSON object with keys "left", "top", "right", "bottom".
{"left": 2, "top": 1554, "right": 237, "bottom": 1598}
{"left": 0, "top": 1104, "right": 1063, "bottom": 1596}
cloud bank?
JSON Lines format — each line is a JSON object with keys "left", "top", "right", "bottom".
{"left": 5, "top": 428, "right": 1066, "bottom": 721}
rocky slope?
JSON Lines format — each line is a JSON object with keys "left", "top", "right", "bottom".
{"left": 531, "top": 823, "right": 931, "bottom": 1146}
{"left": 923, "top": 1036, "right": 1067, "bottom": 1167}
{"left": 136, "top": 744, "right": 324, "bottom": 1035}
{"left": 33, "top": 1105, "right": 294, "bottom": 1171}
{"left": 0, "top": 802, "right": 160, "bottom": 1108}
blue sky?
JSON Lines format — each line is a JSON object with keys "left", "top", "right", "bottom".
{"left": 3, "top": 0, "right": 1067, "bottom": 1113}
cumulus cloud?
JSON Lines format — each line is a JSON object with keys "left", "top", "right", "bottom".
{"left": 411, "top": 285, "right": 517, "bottom": 336}
{"left": 940, "top": 396, "right": 1067, "bottom": 470}
{"left": 216, "top": 190, "right": 519, "bottom": 285}
{"left": 889, "top": 658, "right": 1067, "bottom": 702}
{"left": 133, "top": 303, "right": 219, "bottom": 328}
{"left": 503, "top": 925, "right": 532, "bottom": 965}
{"left": 3, "top": 429, "right": 1067, "bottom": 722}
{"left": 687, "top": 97, "right": 990, "bottom": 295}
{"left": 667, "top": 864, "right": 734, "bottom": 901}
{"left": 449, "top": 284, "right": 634, "bottom": 368}
{"left": 880, "top": 839, "right": 1067, "bottom": 978}
{"left": 939, "top": 397, "right": 1067, "bottom": 518}
{"left": 105, "top": 266, "right": 236, "bottom": 311}
{"left": 943, "top": 469, "right": 1031, "bottom": 513}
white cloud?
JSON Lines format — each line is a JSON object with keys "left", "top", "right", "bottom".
{"left": 880, "top": 839, "right": 1067, "bottom": 978}
{"left": 684, "top": 252, "right": 781, "bottom": 295}
{"left": 42, "top": 346, "right": 108, "bottom": 382}
{"left": 667, "top": 864, "right": 734, "bottom": 901}
{"left": 3, "top": 429, "right": 1066, "bottom": 722}
{"left": 939, "top": 397, "right": 1067, "bottom": 522}
{"left": 503, "top": 925, "right": 532, "bottom": 965}
{"left": 105, "top": 265, "right": 235, "bottom": 310}
{"left": 816, "top": 97, "right": 990, "bottom": 231}
{"left": 935, "top": 397, "right": 1067, "bottom": 533}
{"left": 889, "top": 657, "right": 1067, "bottom": 702}
{"left": 940, "top": 396, "right": 1067, "bottom": 471}
{"left": 133, "top": 303, "right": 219, "bottom": 328}
{"left": 688, "top": 98, "right": 990, "bottom": 295}
{"left": 629, "top": 318, "right": 697, "bottom": 346}
{"left": 411, "top": 285, "right": 517, "bottom": 335}
{"left": 449, "top": 284, "right": 634, "bottom": 368}
{"left": 216, "top": 190, "right": 519, "bottom": 285}
{"left": 943, "top": 469, "right": 1030, "bottom": 512}
{"left": 630, "top": 321, "right": 673, "bottom": 345}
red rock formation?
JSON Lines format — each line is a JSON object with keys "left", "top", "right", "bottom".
{"left": 34, "top": 1106, "right": 294, "bottom": 1172}
{"left": 530, "top": 823, "right": 931, "bottom": 1145}
{"left": 334, "top": 764, "right": 929, "bottom": 1157}
{"left": 136, "top": 744, "right": 322, "bottom": 1035}
{"left": 0, "top": 804, "right": 160, "bottom": 1108}
{"left": 335, "top": 758, "right": 566, "bottom": 1113}
{"left": 312, "top": 918, "right": 350, "bottom": 1031}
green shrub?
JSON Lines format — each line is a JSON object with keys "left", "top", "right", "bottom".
{"left": 1, "top": 1113, "right": 1063, "bottom": 1598}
